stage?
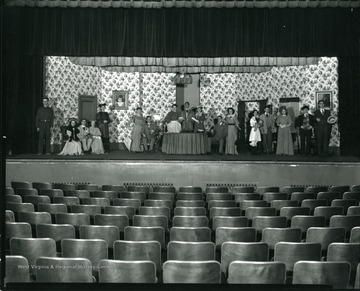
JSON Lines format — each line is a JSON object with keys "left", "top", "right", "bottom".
{"left": 5, "top": 150, "right": 360, "bottom": 189}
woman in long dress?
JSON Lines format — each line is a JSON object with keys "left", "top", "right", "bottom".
{"left": 89, "top": 120, "right": 105, "bottom": 154}
{"left": 58, "top": 119, "right": 83, "bottom": 155}
{"left": 225, "top": 108, "right": 240, "bottom": 155}
{"left": 276, "top": 107, "right": 294, "bottom": 155}
{"left": 192, "top": 106, "right": 205, "bottom": 133}
{"left": 249, "top": 110, "right": 262, "bottom": 147}
{"left": 131, "top": 107, "right": 145, "bottom": 152}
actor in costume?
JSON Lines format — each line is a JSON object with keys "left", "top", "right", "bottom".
{"left": 36, "top": 97, "right": 54, "bottom": 155}
{"left": 77, "top": 118, "right": 92, "bottom": 153}
{"left": 295, "top": 105, "right": 314, "bottom": 156}
{"left": 213, "top": 115, "right": 227, "bottom": 154}
{"left": 58, "top": 119, "right": 82, "bottom": 155}
{"left": 249, "top": 110, "right": 262, "bottom": 154}
{"left": 180, "top": 102, "right": 194, "bottom": 132}
{"left": 89, "top": 120, "right": 104, "bottom": 154}
{"left": 142, "top": 116, "right": 157, "bottom": 152}
{"left": 165, "top": 104, "right": 181, "bottom": 133}
{"left": 96, "top": 103, "right": 112, "bottom": 153}
{"left": 313, "top": 100, "right": 332, "bottom": 157}
{"left": 276, "top": 107, "right": 294, "bottom": 155}
{"left": 192, "top": 106, "right": 206, "bottom": 133}
{"left": 259, "top": 106, "right": 275, "bottom": 154}
{"left": 225, "top": 108, "right": 240, "bottom": 155}
{"left": 131, "top": 107, "right": 145, "bottom": 152}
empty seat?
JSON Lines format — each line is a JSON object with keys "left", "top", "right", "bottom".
{"left": 233, "top": 193, "right": 261, "bottom": 203}
{"left": 351, "top": 185, "right": 360, "bottom": 192}
{"left": 25, "top": 195, "right": 51, "bottom": 210}
{"left": 152, "top": 185, "right": 175, "bottom": 193}
{"left": 280, "top": 207, "right": 310, "bottom": 223}
{"left": 350, "top": 227, "right": 360, "bottom": 243}
{"left": 6, "top": 222, "right": 32, "bottom": 249}
{"left": 262, "top": 228, "right": 302, "bottom": 251}
{"left": 149, "top": 192, "right": 175, "bottom": 203}
{"left": 176, "top": 200, "right": 205, "bottom": 208}
{"left": 80, "top": 225, "right": 119, "bottom": 252}
{"left": 329, "top": 215, "right": 360, "bottom": 237}
{"left": 215, "top": 227, "right": 256, "bottom": 249}
{"left": 274, "top": 242, "right": 321, "bottom": 272}
{"left": 231, "top": 186, "right": 255, "bottom": 194}
{"left": 127, "top": 185, "right": 150, "bottom": 194}
{"left": 2, "top": 256, "right": 30, "bottom": 283}
{"left": 11, "top": 181, "right": 31, "bottom": 190}
{"left": 356, "top": 263, "right": 360, "bottom": 289}
{"left": 92, "top": 190, "right": 118, "bottom": 201}
{"left": 102, "top": 184, "right": 123, "bottom": 192}
{"left": 301, "top": 199, "right": 327, "bottom": 214}
{"left": 71, "top": 205, "right": 101, "bottom": 222}
{"left": 314, "top": 206, "right": 344, "bottom": 224}
{"left": 18, "top": 212, "right": 52, "bottom": 234}
{"left": 306, "top": 227, "right": 346, "bottom": 252}
{"left": 206, "top": 186, "right": 228, "bottom": 194}
{"left": 170, "top": 227, "right": 211, "bottom": 242}
{"left": 263, "top": 192, "right": 288, "bottom": 204}
{"left": 163, "top": 261, "right": 221, "bottom": 284}
{"left": 104, "top": 205, "right": 135, "bottom": 221}
{"left": 317, "top": 192, "right": 341, "bottom": 205}
{"left": 140, "top": 206, "right": 171, "bottom": 220}
{"left": 113, "top": 240, "right": 161, "bottom": 273}
{"left": 290, "top": 215, "right": 326, "bottom": 236}
{"left": 10, "top": 238, "right": 57, "bottom": 275}
{"left": 6, "top": 187, "right": 15, "bottom": 195}
{"left": 228, "top": 261, "right": 286, "bottom": 284}
{"left": 36, "top": 223, "right": 75, "bottom": 251}
{"left": 64, "top": 190, "right": 90, "bottom": 199}
{"left": 53, "top": 197, "right": 80, "bottom": 211}
{"left": 52, "top": 183, "right": 76, "bottom": 192}
{"left": 62, "top": 239, "right": 108, "bottom": 277}
{"left": 221, "top": 242, "right": 269, "bottom": 277}
{"left": 331, "top": 199, "right": 358, "bottom": 214}
{"left": 271, "top": 200, "right": 298, "bottom": 213}
{"left": 245, "top": 207, "right": 276, "bottom": 221}
{"left": 40, "top": 189, "right": 64, "bottom": 201}
{"left": 257, "top": 187, "right": 280, "bottom": 195}
{"left": 210, "top": 207, "right": 241, "bottom": 220}
{"left": 82, "top": 197, "right": 110, "bottom": 208}
{"left": 290, "top": 192, "right": 315, "bottom": 205}
{"left": 94, "top": 214, "right": 129, "bottom": 234}
{"left": 173, "top": 216, "right": 208, "bottom": 227}
{"left": 329, "top": 185, "right": 350, "bottom": 195}
{"left": 293, "top": 261, "right": 351, "bottom": 289}
{"left": 212, "top": 216, "right": 248, "bottom": 231}
{"left": 6, "top": 202, "right": 35, "bottom": 220}
{"left": 76, "top": 184, "right": 98, "bottom": 192}
{"left": 343, "top": 192, "right": 360, "bottom": 204}
{"left": 6, "top": 195, "right": 22, "bottom": 203}
{"left": 55, "top": 213, "right": 90, "bottom": 230}
{"left": 252, "top": 217, "right": 287, "bottom": 236}
{"left": 144, "top": 199, "right": 173, "bottom": 211}
{"left": 282, "top": 186, "right": 305, "bottom": 197}
{"left": 179, "top": 186, "right": 202, "bottom": 193}
{"left": 6, "top": 210, "right": 15, "bottom": 222}
{"left": 133, "top": 215, "right": 168, "bottom": 232}
{"left": 208, "top": 200, "right": 236, "bottom": 210}
{"left": 174, "top": 207, "right": 206, "bottom": 217}
{"left": 113, "top": 198, "right": 141, "bottom": 213}
{"left": 168, "top": 241, "right": 215, "bottom": 261}
{"left": 32, "top": 182, "right": 52, "bottom": 191}
{"left": 38, "top": 203, "right": 67, "bottom": 221}
{"left": 239, "top": 200, "right": 267, "bottom": 212}
{"left": 99, "top": 260, "right": 156, "bottom": 283}
{"left": 36, "top": 257, "right": 95, "bottom": 282}
{"left": 306, "top": 186, "right": 329, "bottom": 194}
{"left": 327, "top": 243, "right": 360, "bottom": 273}
{"left": 124, "top": 226, "right": 165, "bottom": 249}
{"left": 177, "top": 193, "right": 203, "bottom": 201}
{"left": 206, "top": 193, "right": 232, "bottom": 203}
{"left": 16, "top": 188, "right": 38, "bottom": 199}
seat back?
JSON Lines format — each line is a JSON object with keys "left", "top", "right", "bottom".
{"left": 80, "top": 225, "right": 119, "bottom": 249}
{"left": 127, "top": 185, "right": 150, "bottom": 194}
{"left": 99, "top": 260, "right": 156, "bottom": 283}
{"left": 2, "top": 256, "right": 30, "bottom": 283}
{"left": 53, "top": 197, "right": 80, "bottom": 210}
{"left": 206, "top": 193, "right": 232, "bottom": 203}
{"left": 173, "top": 216, "right": 208, "bottom": 227}
{"left": 153, "top": 185, "right": 176, "bottom": 193}
{"left": 228, "top": 261, "right": 286, "bottom": 284}
{"left": 179, "top": 186, "right": 202, "bottom": 193}
{"left": 290, "top": 192, "right": 315, "bottom": 205}
{"left": 38, "top": 203, "right": 67, "bottom": 215}
{"left": 104, "top": 205, "right": 135, "bottom": 220}
{"left": 293, "top": 261, "right": 351, "bottom": 289}
{"left": 348, "top": 206, "right": 360, "bottom": 216}
{"left": 305, "top": 186, "right": 329, "bottom": 194}
{"left": 6, "top": 187, "right": 15, "bottom": 195}
{"left": 93, "top": 190, "right": 118, "bottom": 201}
{"left": 168, "top": 241, "right": 215, "bottom": 261}
{"left": 65, "top": 190, "right": 90, "bottom": 199}
{"left": 55, "top": 213, "right": 90, "bottom": 228}
{"left": 233, "top": 193, "right": 260, "bottom": 203}
{"left": 212, "top": 216, "right": 248, "bottom": 231}
{"left": 290, "top": 215, "right": 326, "bottom": 235}
{"left": 144, "top": 199, "right": 173, "bottom": 211}
{"left": 306, "top": 227, "right": 346, "bottom": 251}
{"left": 177, "top": 193, "right": 203, "bottom": 201}
{"left": 11, "top": 181, "right": 31, "bottom": 191}
{"left": 174, "top": 207, "right": 206, "bottom": 217}
{"left": 119, "top": 191, "right": 146, "bottom": 203}
{"left": 102, "top": 184, "right": 123, "bottom": 192}
{"left": 280, "top": 207, "right": 310, "bottom": 222}
{"left": 206, "top": 186, "right": 228, "bottom": 194}
{"left": 257, "top": 187, "right": 280, "bottom": 195}
{"left": 170, "top": 227, "right": 211, "bottom": 242}
{"left": 82, "top": 197, "right": 110, "bottom": 208}
{"left": 6, "top": 223, "right": 32, "bottom": 248}
{"left": 32, "top": 182, "right": 52, "bottom": 191}
{"left": 262, "top": 228, "right": 302, "bottom": 250}
{"left": 71, "top": 205, "right": 102, "bottom": 219}
{"left": 124, "top": 226, "right": 165, "bottom": 249}
{"left": 252, "top": 216, "right": 287, "bottom": 235}
{"left": 329, "top": 185, "right": 350, "bottom": 195}
{"left": 6, "top": 210, "right": 15, "bottom": 222}
{"left": 210, "top": 207, "right": 241, "bottom": 220}
{"left": 40, "top": 189, "right": 64, "bottom": 201}
{"left": 208, "top": 200, "right": 236, "bottom": 210}
{"left": 176, "top": 200, "right": 205, "bottom": 207}
{"left": 263, "top": 192, "right": 288, "bottom": 204}
{"left": 329, "top": 215, "right": 360, "bottom": 236}
{"left": 216, "top": 227, "right": 256, "bottom": 249}
{"left": 18, "top": 211, "right": 52, "bottom": 226}
{"left": 355, "top": 263, "right": 360, "bottom": 289}
{"left": 76, "top": 184, "right": 99, "bottom": 192}
{"left": 149, "top": 192, "right": 175, "bottom": 203}
{"left": 133, "top": 215, "right": 168, "bottom": 232}
{"left": 139, "top": 206, "right": 171, "bottom": 220}
{"left": 270, "top": 200, "right": 298, "bottom": 212}
{"left": 52, "top": 183, "right": 76, "bottom": 192}
{"left": 314, "top": 206, "right": 344, "bottom": 224}
{"left": 350, "top": 227, "right": 360, "bottom": 243}
{"left": 6, "top": 202, "right": 35, "bottom": 216}
{"left": 16, "top": 188, "right": 39, "bottom": 199}
{"left": 231, "top": 186, "right": 255, "bottom": 194}
{"left": 239, "top": 200, "right": 267, "bottom": 211}
{"left": 301, "top": 199, "right": 327, "bottom": 214}
{"left": 36, "top": 223, "right": 75, "bottom": 251}
{"left": 331, "top": 199, "right": 358, "bottom": 214}
{"left": 163, "top": 261, "right": 221, "bottom": 284}
{"left": 36, "top": 257, "right": 94, "bottom": 282}
{"left": 317, "top": 192, "right": 341, "bottom": 205}
{"left": 343, "top": 192, "right": 360, "bottom": 204}
{"left": 94, "top": 214, "right": 129, "bottom": 233}
{"left": 245, "top": 207, "right": 276, "bottom": 221}
{"left": 327, "top": 243, "right": 360, "bottom": 272}
{"left": 6, "top": 195, "right": 22, "bottom": 203}
{"left": 282, "top": 186, "right": 305, "bottom": 197}
{"left": 113, "top": 198, "right": 141, "bottom": 212}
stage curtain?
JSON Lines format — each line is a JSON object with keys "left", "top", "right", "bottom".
{"left": 2, "top": 7, "right": 360, "bottom": 154}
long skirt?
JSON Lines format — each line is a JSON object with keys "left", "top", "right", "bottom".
{"left": 225, "top": 125, "right": 238, "bottom": 155}
{"left": 58, "top": 141, "right": 82, "bottom": 155}
{"left": 91, "top": 136, "right": 105, "bottom": 154}
{"left": 131, "top": 124, "right": 143, "bottom": 152}
{"left": 276, "top": 127, "right": 294, "bottom": 155}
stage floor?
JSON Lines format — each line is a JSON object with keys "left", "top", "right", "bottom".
{"left": 6, "top": 150, "right": 360, "bottom": 163}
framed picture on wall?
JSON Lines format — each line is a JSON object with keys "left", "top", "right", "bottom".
{"left": 315, "top": 90, "right": 333, "bottom": 110}
{"left": 112, "top": 90, "right": 129, "bottom": 110}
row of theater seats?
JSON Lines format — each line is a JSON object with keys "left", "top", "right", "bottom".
{"left": 3, "top": 181, "right": 360, "bottom": 288}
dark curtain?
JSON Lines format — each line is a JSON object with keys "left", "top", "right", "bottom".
{"left": 2, "top": 7, "right": 360, "bottom": 154}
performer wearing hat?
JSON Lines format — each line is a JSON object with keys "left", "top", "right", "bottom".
{"left": 96, "top": 103, "right": 112, "bottom": 153}
{"left": 164, "top": 104, "right": 181, "bottom": 133}
{"left": 314, "top": 100, "right": 331, "bottom": 157}
{"left": 295, "top": 105, "right": 315, "bottom": 156}
{"left": 192, "top": 105, "right": 206, "bottom": 133}
{"left": 58, "top": 118, "right": 83, "bottom": 155}
{"left": 36, "top": 97, "right": 54, "bottom": 155}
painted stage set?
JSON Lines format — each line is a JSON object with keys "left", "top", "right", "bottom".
{"left": 6, "top": 150, "right": 360, "bottom": 189}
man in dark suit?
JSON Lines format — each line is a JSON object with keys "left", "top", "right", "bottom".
{"left": 313, "top": 100, "right": 331, "bottom": 157}
{"left": 295, "top": 105, "right": 315, "bottom": 156}
{"left": 141, "top": 116, "right": 157, "bottom": 152}
{"left": 213, "top": 116, "right": 227, "bottom": 154}
{"left": 36, "top": 97, "right": 54, "bottom": 155}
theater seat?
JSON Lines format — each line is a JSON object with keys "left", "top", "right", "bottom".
{"left": 210, "top": 207, "right": 241, "bottom": 220}
{"left": 144, "top": 199, "right": 173, "bottom": 211}
{"left": 177, "top": 193, "right": 203, "bottom": 201}
{"left": 301, "top": 199, "right": 327, "bottom": 214}
{"left": 343, "top": 192, "right": 360, "bottom": 204}
{"left": 329, "top": 215, "right": 360, "bottom": 237}
{"left": 40, "top": 189, "right": 64, "bottom": 201}
{"left": 317, "top": 192, "right": 341, "bottom": 206}
{"left": 32, "top": 182, "right": 52, "bottom": 192}
{"left": 262, "top": 228, "right": 302, "bottom": 252}
{"left": 257, "top": 187, "right": 280, "bottom": 195}
{"left": 173, "top": 216, "right": 208, "bottom": 228}
{"left": 306, "top": 227, "right": 346, "bottom": 253}
{"left": 140, "top": 206, "right": 171, "bottom": 221}
{"left": 113, "top": 198, "right": 141, "bottom": 213}
{"left": 174, "top": 207, "right": 206, "bottom": 217}
{"left": 80, "top": 225, "right": 119, "bottom": 253}
{"left": 170, "top": 227, "right": 211, "bottom": 242}
{"left": 36, "top": 223, "right": 75, "bottom": 252}
{"left": 331, "top": 199, "right": 358, "bottom": 214}
{"left": 6, "top": 222, "right": 32, "bottom": 249}
{"left": 231, "top": 186, "right": 255, "bottom": 194}
{"left": 327, "top": 243, "right": 360, "bottom": 273}
{"left": 133, "top": 215, "right": 169, "bottom": 232}
{"left": 6, "top": 210, "right": 15, "bottom": 222}
{"left": 104, "top": 206, "right": 135, "bottom": 221}
{"left": 6, "top": 195, "right": 22, "bottom": 203}
{"left": 212, "top": 216, "right": 248, "bottom": 231}
{"left": 1, "top": 256, "right": 30, "bottom": 283}
{"left": 64, "top": 190, "right": 90, "bottom": 199}
{"left": 176, "top": 200, "right": 205, "bottom": 208}
{"left": 163, "top": 261, "right": 221, "bottom": 284}
{"left": 355, "top": 263, "right": 360, "bottom": 289}
{"left": 92, "top": 190, "right": 118, "bottom": 202}
{"left": 94, "top": 214, "right": 129, "bottom": 235}
{"left": 127, "top": 185, "right": 150, "bottom": 194}
{"left": 168, "top": 241, "right": 215, "bottom": 261}
{"left": 206, "top": 186, "right": 228, "bottom": 194}
{"left": 124, "top": 226, "right": 165, "bottom": 249}
{"left": 206, "top": 193, "right": 232, "bottom": 203}
{"left": 350, "top": 227, "right": 360, "bottom": 243}
{"left": 76, "top": 184, "right": 98, "bottom": 192}
{"left": 179, "top": 186, "right": 202, "bottom": 193}
{"left": 329, "top": 185, "right": 350, "bottom": 195}
{"left": 11, "top": 181, "right": 31, "bottom": 191}
{"left": 233, "top": 193, "right": 261, "bottom": 203}
{"left": 208, "top": 200, "right": 236, "bottom": 210}
{"left": 215, "top": 227, "right": 256, "bottom": 249}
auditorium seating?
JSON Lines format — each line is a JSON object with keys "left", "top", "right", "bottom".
{"left": 1, "top": 256, "right": 30, "bottom": 283}
{"left": 4, "top": 181, "right": 360, "bottom": 286}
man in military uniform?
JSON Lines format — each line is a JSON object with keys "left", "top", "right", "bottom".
{"left": 36, "top": 97, "right": 54, "bottom": 155}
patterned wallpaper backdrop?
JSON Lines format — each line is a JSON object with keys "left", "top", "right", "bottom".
{"left": 200, "top": 57, "right": 339, "bottom": 147}
{"left": 45, "top": 56, "right": 339, "bottom": 147}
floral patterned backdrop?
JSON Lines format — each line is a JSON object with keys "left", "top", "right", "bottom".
{"left": 45, "top": 56, "right": 339, "bottom": 147}
{"left": 200, "top": 57, "right": 339, "bottom": 147}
